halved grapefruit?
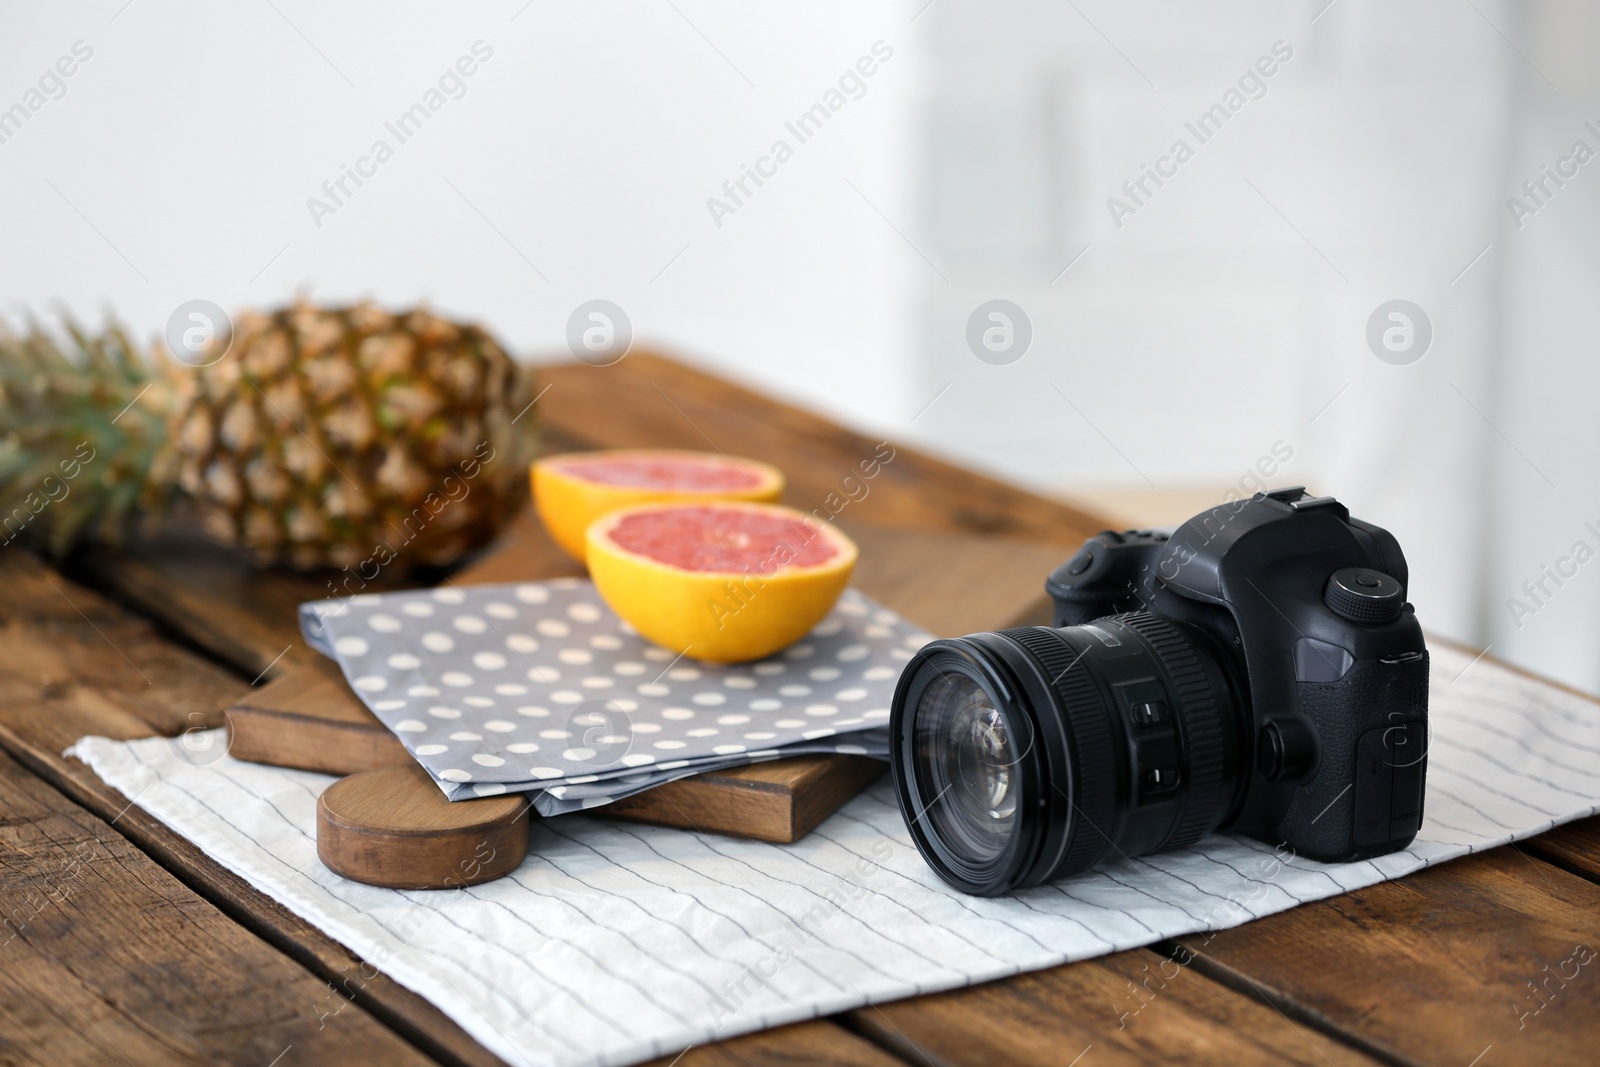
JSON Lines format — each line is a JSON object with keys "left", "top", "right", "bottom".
{"left": 586, "top": 501, "right": 857, "bottom": 662}
{"left": 533, "top": 449, "right": 784, "bottom": 561}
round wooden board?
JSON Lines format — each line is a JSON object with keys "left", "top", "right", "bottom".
{"left": 317, "top": 763, "right": 530, "bottom": 889}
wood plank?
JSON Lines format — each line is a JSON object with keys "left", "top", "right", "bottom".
{"left": 226, "top": 657, "right": 415, "bottom": 775}
{"left": 453, "top": 504, "right": 588, "bottom": 585}
{"left": 844, "top": 948, "right": 1377, "bottom": 1066}
{"left": 603, "top": 755, "right": 885, "bottom": 843}
{"left": 641, "top": 1020, "right": 908, "bottom": 1067}
{"left": 68, "top": 528, "right": 333, "bottom": 681}
{"left": 848, "top": 842, "right": 1600, "bottom": 1067}
{"left": 0, "top": 745, "right": 433, "bottom": 1067}
{"left": 1524, "top": 815, "right": 1600, "bottom": 883}
{"left": 846, "top": 525, "right": 1061, "bottom": 636}
{"left": 0, "top": 552, "right": 245, "bottom": 746}
{"left": 533, "top": 353, "right": 1105, "bottom": 543}
{"left": 0, "top": 551, "right": 506, "bottom": 1066}
{"left": 1177, "top": 848, "right": 1600, "bottom": 1066}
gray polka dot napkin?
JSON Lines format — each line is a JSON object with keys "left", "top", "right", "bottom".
{"left": 298, "top": 580, "right": 926, "bottom": 808}
{"left": 529, "top": 735, "right": 889, "bottom": 816}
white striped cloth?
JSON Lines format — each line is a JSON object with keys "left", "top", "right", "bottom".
{"left": 69, "top": 644, "right": 1600, "bottom": 1067}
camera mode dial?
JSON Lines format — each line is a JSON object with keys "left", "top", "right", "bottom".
{"left": 1323, "top": 567, "right": 1404, "bottom": 624}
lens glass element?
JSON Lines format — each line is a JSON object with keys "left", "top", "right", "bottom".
{"left": 911, "top": 670, "right": 1019, "bottom": 865}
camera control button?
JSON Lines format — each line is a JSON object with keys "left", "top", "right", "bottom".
{"left": 1258, "top": 720, "right": 1317, "bottom": 781}
{"left": 1130, "top": 700, "right": 1168, "bottom": 726}
{"left": 1324, "top": 567, "right": 1405, "bottom": 623}
{"left": 1143, "top": 767, "right": 1177, "bottom": 791}
{"left": 1066, "top": 550, "right": 1094, "bottom": 576}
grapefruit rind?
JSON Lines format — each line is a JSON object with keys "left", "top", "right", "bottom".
{"left": 586, "top": 501, "right": 857, "bottom": 663}
{"left": 532, "top": 449, "right": 784, "bottom": 562}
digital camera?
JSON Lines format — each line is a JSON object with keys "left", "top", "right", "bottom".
{"left": 889, "top": 487, "right": 1429, "bottom": 896}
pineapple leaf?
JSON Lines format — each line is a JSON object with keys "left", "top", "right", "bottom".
{"left": 0, "top": 312, "right": 166, "bottom": 557}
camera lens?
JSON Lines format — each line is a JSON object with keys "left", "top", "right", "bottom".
{"left": 890, "top": 613, "right": 1246, "bottom": 896}
{"left": 912, "top": 670, "right": 1020, "bottom": 865}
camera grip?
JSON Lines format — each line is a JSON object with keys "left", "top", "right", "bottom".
{"left": 1048, "top": 533, "right": 1169, "bottom": 627}
{"left": 1274, "top": 655, "right": 1429, "bottom": 861}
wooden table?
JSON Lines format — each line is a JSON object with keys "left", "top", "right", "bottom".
{"left": 2, "top": 353, "right": 1597, "bottom": 1066}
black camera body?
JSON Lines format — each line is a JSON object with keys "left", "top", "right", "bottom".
{"left": 1045, "top": 486, "right": 1428, "bottom": 862}
{"left": 889, "top": 487, "right": 1428, "bottom": 896}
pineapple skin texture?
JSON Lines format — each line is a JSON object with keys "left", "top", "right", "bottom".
{"left": 161, "top": 303, "right": 536, "bottom": 571}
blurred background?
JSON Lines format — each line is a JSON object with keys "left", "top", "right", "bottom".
{"left": 2, "top": 0, "right": 1596, "bottom": 690}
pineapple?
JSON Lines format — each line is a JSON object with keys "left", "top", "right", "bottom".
{"left": 0, "top": 302, "right": 538, "bottom": 570}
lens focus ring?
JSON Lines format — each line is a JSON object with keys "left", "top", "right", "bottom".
{"left": 1000, "top": 626, "right": 1119, "bottom": 875}
{"left": 1113, "top": 612, "right": 1229, "bottom": 851}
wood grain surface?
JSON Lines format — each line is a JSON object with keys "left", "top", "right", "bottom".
{"left": 226, "top": 655, "right": 416, "bottom": 774}
{"left": 1180, "top": 848, "right": 1600, "bottom": 1066}
{"left": 533, "top": 353, "right": 1108, "bottom": 544}
{"left": 1527, "top": 816, "right": 1600, "bottom": 882}
{"left": 317, "top": 763, "right": 531, "bottom": 889}
{"left": 0, "top": 549, "right": 512, "bottom": 1066}
{"left": 0, "top": 745, "right": 431, "bottom": 1066}
{"left": 641, "top": 1019, "right": 908, "bottom": 1067}
{"left": 847, "top": 950, "right": 1379, "bottom": 1066}
{"left": 603, "top": 754, "right": 887, "bottom": 843}
{"left": 6, "top": 350, "right": 1594, "bottom": 1067}
{"left": 71, "top": 527, "right": 335, "bottom": 681}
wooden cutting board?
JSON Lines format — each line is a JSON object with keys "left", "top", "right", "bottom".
{"left": 228, "top": 519, "right": 1073, "bottom": 885}
{"left": 230, "top": 653, "right": 888, "bottom": 846}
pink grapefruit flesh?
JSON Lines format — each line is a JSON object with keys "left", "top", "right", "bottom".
{"left": 531, "top": 449, "right": 784, "bottom": 561}
{"left": 549, "top": 454, "right": 767, "bottom": 492}
{"left": 604, "top": 505, "right": 843, "bottom": 573}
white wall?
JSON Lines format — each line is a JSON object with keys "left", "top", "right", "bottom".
{"left": 1482, "top": 0, "right": 1600, "bottom": 692}
{"left": 900, "top": 1, "right": 1514, "bottom": 658}
{"left": 0, "top": 0, "right": 913, "bottom": 428}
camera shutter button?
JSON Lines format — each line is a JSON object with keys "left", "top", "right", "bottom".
{"left": 1324, "top": 567, "right": 1404, "bottom": 623}
{"left": 1258, "top": 720, "right": 1318, "bottom": 782}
